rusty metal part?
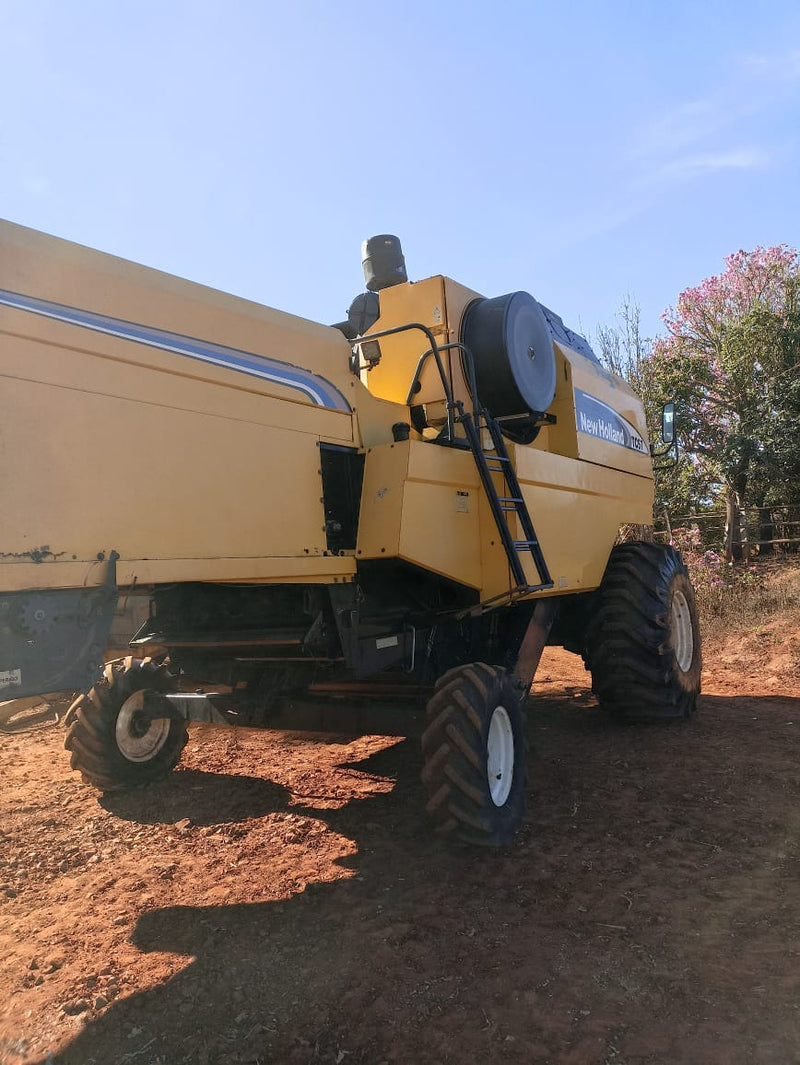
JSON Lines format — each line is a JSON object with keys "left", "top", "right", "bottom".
{"left": 513, "top": 599, "right": 559, "bottom": 693}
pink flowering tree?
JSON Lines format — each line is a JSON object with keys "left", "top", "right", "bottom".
{"left": 651, "top": 245, "right": 800, "bottom": 559}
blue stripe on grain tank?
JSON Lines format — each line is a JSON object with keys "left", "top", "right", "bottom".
{"left": 0, "top": 288, "right": 351, "bottom": 411}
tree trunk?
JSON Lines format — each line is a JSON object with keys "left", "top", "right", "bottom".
{"left": 724, "top": 490, "right": 744, "bottom": 562}
{"left": 662, "top": 508, "right": 673, "bottom": 542}
{"left": 758, "top": 506, "right": 775, "bottom": 556}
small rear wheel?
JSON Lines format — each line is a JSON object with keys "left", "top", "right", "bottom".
{"left": 421, "top": 663, "right": 526, "bottom": 845}
{"left": 65, "top": 656, "right": 188, "bottom": 791}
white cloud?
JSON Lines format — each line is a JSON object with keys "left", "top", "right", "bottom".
{"left": 524, "top": 47, "right": 799, "bottom": 258}
{"left": 635, "top": 46, "right": 800, "bottom": 172}
{"left": 638, "top": 97, "right": 746, "bottom": 158}
{"left": 654, "top": 147, "right": 771, "bottom": 181}
{"left": 741, "top": 48, "right": 800, "bottom": 82}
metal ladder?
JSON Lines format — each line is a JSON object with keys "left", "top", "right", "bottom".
{"left": 456, "top": 402, "right": 553, "bottom": 595}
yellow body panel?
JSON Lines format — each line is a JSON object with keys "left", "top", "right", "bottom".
{"left": 355, "top": 439, "right": 651, "bottom": 601}
{"left": 355, "top": 272, "right": 654, "bottom": 602}
{"left": 360, "top": 277, "right": 449, "bottom": 405}
{"left": 361, "top": 275, "right": 484, "bottom": 413}
{"left": 514, "top": 449, "right": 653, "bottom": 594}
{"left": 0, "top": 221, "right": 370, "bottom": 589}
{"left": 1, "top": 220, "right": 354, "bottom": 393}
{"left": 1, "top": 220, "right": 654, "bottom": 606}
{"left": 357, "top": 441, "right": 484, "bottom": 588}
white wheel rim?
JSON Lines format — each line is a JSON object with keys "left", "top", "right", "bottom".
{"left": 671, "top": 590, "right": 694, "bottom": 673}
{"left": 115, "top": 690, "right": 171, "bottom": 762}
{"left": 487, "top": 706, "right": 514, "bottom": 807}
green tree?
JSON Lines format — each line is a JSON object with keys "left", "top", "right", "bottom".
{"left": 596, "top": 253, "right": 800, "bottom": 548}
{"left": 651, "top": 246, "right": 800, "bottom": 557}
{"left": 594, "top": 297, "right": 717, "bottom": 520}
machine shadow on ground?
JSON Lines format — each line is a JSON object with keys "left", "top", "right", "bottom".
{"left": 32, "top": 690, "right": 800, "bottom": 1065}
{"left": 100, "top": 769, "right": 294, "bottom": 827}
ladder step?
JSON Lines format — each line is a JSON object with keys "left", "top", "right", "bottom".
{"left": 513, "top": 540, "right": 541, "bottom": 549}
{"left": 498, "top": 496, "right": 523, "bottom": 504}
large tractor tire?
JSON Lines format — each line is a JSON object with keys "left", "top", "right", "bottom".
{"left": 583, "top": 542, "right": 701, "bottom": 721}
{"left": 64, "top": 656, "right": 188, "bottom": 791}
{"left": 421, "top": 663, "right": 526, "bottom": 846}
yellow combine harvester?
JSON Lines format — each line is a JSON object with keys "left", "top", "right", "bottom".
{"left": 0, "top": 224, "right": 700, "bottom": 844}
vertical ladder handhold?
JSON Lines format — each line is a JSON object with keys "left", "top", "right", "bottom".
{"left": 455, "top": 404, "right": 553, "bottom": 594}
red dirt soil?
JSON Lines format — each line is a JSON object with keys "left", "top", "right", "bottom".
{"left": 2, "top": 630, "right": 800, "bottom": 1065}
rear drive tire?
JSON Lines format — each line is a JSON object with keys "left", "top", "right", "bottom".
{"left": 583, "top": 542, "right": 701, "bottom": 720}
{"left": 421, "top": 663, "right": 526, "bottom": 845}
{"left": 64, "top": 656, "right": 187, "bottom": 791}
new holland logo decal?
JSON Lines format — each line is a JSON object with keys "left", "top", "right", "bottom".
{"left": 574, "top": 389, "right": 647, "bottom": 453}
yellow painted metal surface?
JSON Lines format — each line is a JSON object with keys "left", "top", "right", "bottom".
{"left": 355, "top": 434, "right": 652, "bottom": 602}
{"left": 513, "top": 447, "right": 653, "bottom": 595}
{"left": 1, "top": 363, "right": 347, "bottom": 582}
{"left": 1, "top": 219, "right": 656, "bottom": 606}
{"left": 352, "top": 268, "right": 654, "bottom": 602}
{"left": 360, "top": 277, "right": 449, "bottom": 406}
{"left": 360, "top": 275, "right": 483, "bottom": 413}
{"left": 0, "top": 221, "right": 369, "bottom": 590}
{"left": 1, "top": 221, "right": 355, "bottom": 399}
{"left": 357, "top": 441, "right": 484, "bottom": 588}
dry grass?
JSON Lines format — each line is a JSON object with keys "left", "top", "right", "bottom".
{"left": 694, "top": 558, "right": 800, "bottom": 641}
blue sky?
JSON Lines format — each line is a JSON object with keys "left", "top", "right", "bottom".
{"left": 2, "top": 1, "right": 799, "bottom": 345}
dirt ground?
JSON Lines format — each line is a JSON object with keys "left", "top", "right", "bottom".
{"left": 3, "top": 622, "right": 800, "bottom": 1065}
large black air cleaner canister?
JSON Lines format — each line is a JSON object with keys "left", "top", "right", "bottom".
{"left": 362, "top": 235, "right": 408, "bottom": 292}
{"left": 461, "top": 291, "right": 557, "bottom": 419}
